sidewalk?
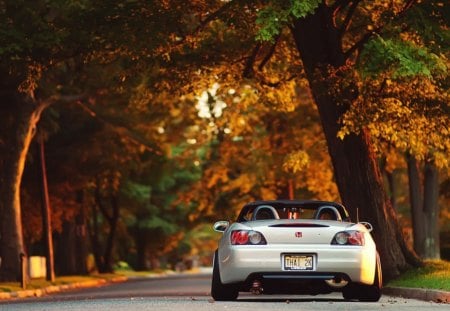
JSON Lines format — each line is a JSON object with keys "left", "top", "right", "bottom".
{"left": 383, "top": 286, "right": 450, "bottom": 303}
{"left": 0, "top": 275, "right": 127, "bottom": 300}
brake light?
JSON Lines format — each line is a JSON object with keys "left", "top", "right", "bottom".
{"left": 231, "top": 230, "right": 267, "bottom": 245}
{"left": 331, "top": 231, "right": 365, "bottom": 246}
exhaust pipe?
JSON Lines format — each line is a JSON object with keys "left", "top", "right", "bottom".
{"left": 250, "top": 279, "right": 263, "bottom": 295}
{"left": 325, "top": 276, "right": 348, "bottom": 288}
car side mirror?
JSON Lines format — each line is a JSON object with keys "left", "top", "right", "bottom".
{"left": 213, "top": 221, "right": 230, "bottom": 232}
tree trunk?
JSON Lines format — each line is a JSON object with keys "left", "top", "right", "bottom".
{"left": 291, "top": 5, "right": 419, "bottom": 280}
{"left": 0, "top": 98, "right": 48, "bottom": 281}
{"left": 407, "top": 155, "right": 426, "bottom": 255}
{"left": 134, "top": 229, "right": 149, "bottom": 271}
{"left": 407, "top": 156, "right": 441, "bottom": 259}
{"left": 75, "top": 206, "right": 88, "bottom": 275}
{"left": 87, "top": 200, "right": 103, "bottom": 274}
{"left": 288, "top": 179, "right": 295, "bottom": 200}
{"left": 55, "top": 221, "right": 77, "bottom": 275}
{"left": 422, "top": 161, "right": 440, "bottom": 259}
{"left": 102, "top": 193, "right": 120, "bottom": 273}
{"left": 90, "top": 177, "right": 120, "bottom": 273}
{"left": 379, "top": 157, "right": 398, "bottom": 211}
{"left": 39, "top": 134, "right": 55, "bottom": 281}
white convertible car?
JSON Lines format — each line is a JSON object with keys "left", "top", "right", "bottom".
{"left": 211, "top": 200, "right": 382, "bottom": 301}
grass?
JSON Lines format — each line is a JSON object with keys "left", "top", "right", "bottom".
{"left": 387, "top": 260, "right": 450, "bottom": 291}
{"left": 0, "top": 274, "right": 121, "bottom": 293}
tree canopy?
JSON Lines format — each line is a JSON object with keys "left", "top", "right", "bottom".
{"left": 0, "top": 0, "right": 449, "bottom": 281}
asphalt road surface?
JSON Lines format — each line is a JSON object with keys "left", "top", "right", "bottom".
{"left": 0, "top": 273, "right": 448, "bottom": 311}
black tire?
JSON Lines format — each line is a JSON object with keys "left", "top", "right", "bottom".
{"left": 342, "top": 253, "right": 382, "bottom": 302}
{"left": 211, "top": 250, "right": 239, "bottom": 301}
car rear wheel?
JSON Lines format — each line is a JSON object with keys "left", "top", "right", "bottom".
{"left": 342, "top": 253, "right": 382, "bottom": 302}
{"left": 211, "top": 250, "right": 239, "bottom": 301}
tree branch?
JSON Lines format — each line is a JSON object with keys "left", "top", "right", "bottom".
{"left": 343, "top": 25, "right": 383, "bottom": 60}
{"left": 32, "top": 94, "right": 87, "bottom": 120}
{"left": 258, "top": 35, "right": 281, "bottom": 71}
{"left": 75, "top": 100, "right": 162, "bottom": 155}
{"left": 258, "top": 74, "right": 297, "bottom": 88}
{"left": 243, "top": 43, "right": 261, "bottom": 78}
{"left": 193, "top": 0, "right": 237, "bottom": 35}
{"left": 94, "top": 176, "right": 112, "bottom": 222}
{"left": 338, "top": 0, "right": 362, "bottom": 36}
{"left": 38, "top": 93, "right": 87, "bottom": 106}
{"left": 343, "top": 0, "right": 419, "bottom": 60}
{"left": 331, "top": 0, "right": 353, "bottom": 12}
{"left": 401, "top": 0, "right": 418, "bottom": 15}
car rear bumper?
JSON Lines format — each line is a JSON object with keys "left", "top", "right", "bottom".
{"left": 218, "top": 244, "right": 376, "bottom": 286}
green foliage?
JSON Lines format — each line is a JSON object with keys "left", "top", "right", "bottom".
{"left": 290, "top": 0, "right": 321, "bottom": 18}
{"left": 122, "top": 181, "right": 151, "bottom": 204}
{"left": 256, "top": 0, "right": 320, "bottom": 41}
{"left": 138, "top": 215, "right": 177, "bottom": 235}
{"left": 359, "top": 37, "right": 447, "bottom": 79}
{"left": 255, "top": 6, "right": 289, "bottom": 41}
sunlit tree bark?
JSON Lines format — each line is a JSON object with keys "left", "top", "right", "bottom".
{"left": 0, "top": 93, "right": 83, "bottom": 281}
{"left": 0, "top": 95, "right": 48, "bottom": 281}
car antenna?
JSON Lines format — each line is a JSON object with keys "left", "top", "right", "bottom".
{"left": 356, "top": 208, "right": 359, "bottom": 223}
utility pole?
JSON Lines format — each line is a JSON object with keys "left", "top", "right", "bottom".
{"left": 39, "top": 133, "right": 55, "bottom": 281}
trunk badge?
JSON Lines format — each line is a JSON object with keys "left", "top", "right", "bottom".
{"left": 295, "top": 232, "right": 302, "bottom": 238}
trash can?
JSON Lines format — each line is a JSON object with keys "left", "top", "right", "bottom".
{"left": 29, "top": 256, "right": 46, "bottom": 278}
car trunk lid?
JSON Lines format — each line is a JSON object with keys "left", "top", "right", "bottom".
{"left": 248, "top": 220, "right": 351, "bottom": 245}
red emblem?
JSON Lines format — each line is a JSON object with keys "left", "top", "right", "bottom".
{"left": 295, "top": 232, "right": 302, "bottom": 238}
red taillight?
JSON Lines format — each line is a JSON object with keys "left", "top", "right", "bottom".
{"left": 348, "top": 231, "right": 365, "bottom": 245}
{"left": 231, "top": 231, "right": 249, "bottom": 245}
{"left": 331, "top": 231, "right": 365, "bottom": 246}
{"left": 231, "top": 230, "right": 266, "bottom": 245}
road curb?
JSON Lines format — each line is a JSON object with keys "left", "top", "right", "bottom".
{"left": 383, "top": 286, "right": 450, "bottom": 304}
{"left": 0, "top": 276, "right": 128, "bottom": 300}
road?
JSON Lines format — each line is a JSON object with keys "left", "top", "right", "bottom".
{"left": 0, "top": 273, "right": 448, "bottom": 311}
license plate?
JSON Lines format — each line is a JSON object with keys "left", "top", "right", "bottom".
{"left": 283, "top": 254, "right": 314, "bottom": 271}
